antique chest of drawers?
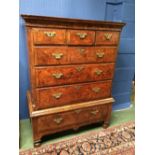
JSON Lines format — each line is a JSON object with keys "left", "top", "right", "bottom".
{"left": 22, "top": 15, "right": 125, "bottom": 147}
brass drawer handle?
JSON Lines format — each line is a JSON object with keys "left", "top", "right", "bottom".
{"left": 95, "top": 69, "right": 103, "bottom": 75}
{"left": 54, "top": 117, "right": 63, "bottom": 124}
{"left": 76, "top": 32, "right": 87, "bottom": 39}
{"left": 52, "top": 73, "right": 63, "bottom": 79}
{"left": 91, "top": 110, "right": 99, "bottom": 115}
{"left": 44, "top": 31, "right": 56, "bottom": 37}
{"left": 76, "top": 66, "right": 84, "bottom": 72}
{"left": 75, "top": 109, "right": 82, "bottom": 114}
{"left": 52, "top": 53, "right": 63, "bottom": 59}
{"left": 92, "top": 87, "right": 101, "bottom": 93}
{"left": 104, "top": 33, "right": 112, "bottom": 40}
{"left": 52, "top": 92, "right": 62, "bottom": 99}
{"left": 96, "top": 52, "right": 105, "bottom": 58}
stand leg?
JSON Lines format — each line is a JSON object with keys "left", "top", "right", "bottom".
{"left": 103, "top": 121, "right": 109, "bottom": 129}
{"left": 102, "top": 103, "right": 112, "bottom": 129}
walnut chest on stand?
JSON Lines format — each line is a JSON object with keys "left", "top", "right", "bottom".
{"left": 22, "top": 14, "right": 125, "bottom": 147}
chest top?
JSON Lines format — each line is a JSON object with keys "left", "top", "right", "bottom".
{"left": 21, "top": 14, "right": 125, "bottom": 29}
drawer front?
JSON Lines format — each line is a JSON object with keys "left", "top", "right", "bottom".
{"left": 67, "top": 30, "right": 95, "bottom": 45}
{"left": 37, "top": 105, "right": 107, "bottom": 132}
{"left": 36, "top": 81, "right": 112, "bottom": 109}
{"left": 37, "top": 111, "right": 76, "bottom": 132}
{"left": 34, "top": 47, "right": 67, "bottom": 66}
{"left": 75, "top": 106, "right": 107, "bottom": 123}
{"left": 33, "top": 28, "right": 66, "bottom": 45}
{"left": 96, "top": 31, "right": 120, "bottom": 45}
{"left": 34, "top": 46, "right": 117, "bottom": 66}
{"left": 35, "top": 64, "right": 115, "bottom": 87}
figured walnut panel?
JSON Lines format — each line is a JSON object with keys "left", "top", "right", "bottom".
{"left": 34, "top": 46, "right": 117, "bottom": 66}
{"left": 35, "top": 81, "right": 112, "bottom": 109}
{"left": 33, "top": 28, "right": 66, "bottom": 45}
{"left": 67, "top": 30, "right": 95, "bottom": 45}
{"left": 36, "top": 104, "right": 107, "bottom": 133}
{"left": 96, "top": 31, "right": 120, "bottom": 45}
{"left": 35, "top": 63, "right": 115, "bottom": 87}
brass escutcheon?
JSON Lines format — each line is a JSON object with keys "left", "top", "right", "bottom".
{"left": 74, "top": 85, "right": 82, "bottom": 90}
{"left": 104, "top": 33, "right": 112, "bottom": 40}
{"left": 53, "top": 116, "right": 63, "bottom": 124}
{"left": 78, "top": 48, "right": 85, "bottom": 54}
{"left": 52, "top": 53, "right": 63, "bottom": 59}
{"left": 95, "top": 69, "right": 103, "bottom": 75}
{"left": 52, "top": 73, "right": 63, "bottom": 79}
{"left": 92, "top": 87, "right": 101, "bottom": 93}
{"left": 75, "top": 109, "right": 82, "bottom": 114}
{"left": 52, "top": 92, "right": 62, "bottom": 99}
{"left": 90, "top": 110, "right": 99, "bottom": 115}
{"left": 44, "top": 31, "right": 56, "bottom": 37}
{"left": 76, "top": 32, "right": 87, "bottom": 39}
{"left": 76, "top": 66, "right": 84, "bottom": 72}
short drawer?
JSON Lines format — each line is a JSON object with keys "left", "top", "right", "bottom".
{"left": 35, "top": 81, "right": 112, "bottom": 109}
{"left": 96, "top": 31, "right": 120, "bottom": 45}
{"left": 67, "top": 30, "right": 95, "bottom": 45}
{"left": 37, "top": 110, "right": 76, "bottom": 132}
{"left": 36, "top": 104, "right": 107, "bottom": 133}
{"left": 35, "top": 64, "right": 115, "bottom": 87}
{"left": 75, "top": 106, "right": 107, "bottom": 123}
{"left": 33, "top": 28, "right": 66, "bottom": 45}
{"left": 34, "top": 46, "right": 117, "bottom": 66}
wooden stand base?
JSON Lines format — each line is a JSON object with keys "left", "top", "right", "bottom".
{"left": 27, "top": 91, "right": 114, "bottom": 147}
